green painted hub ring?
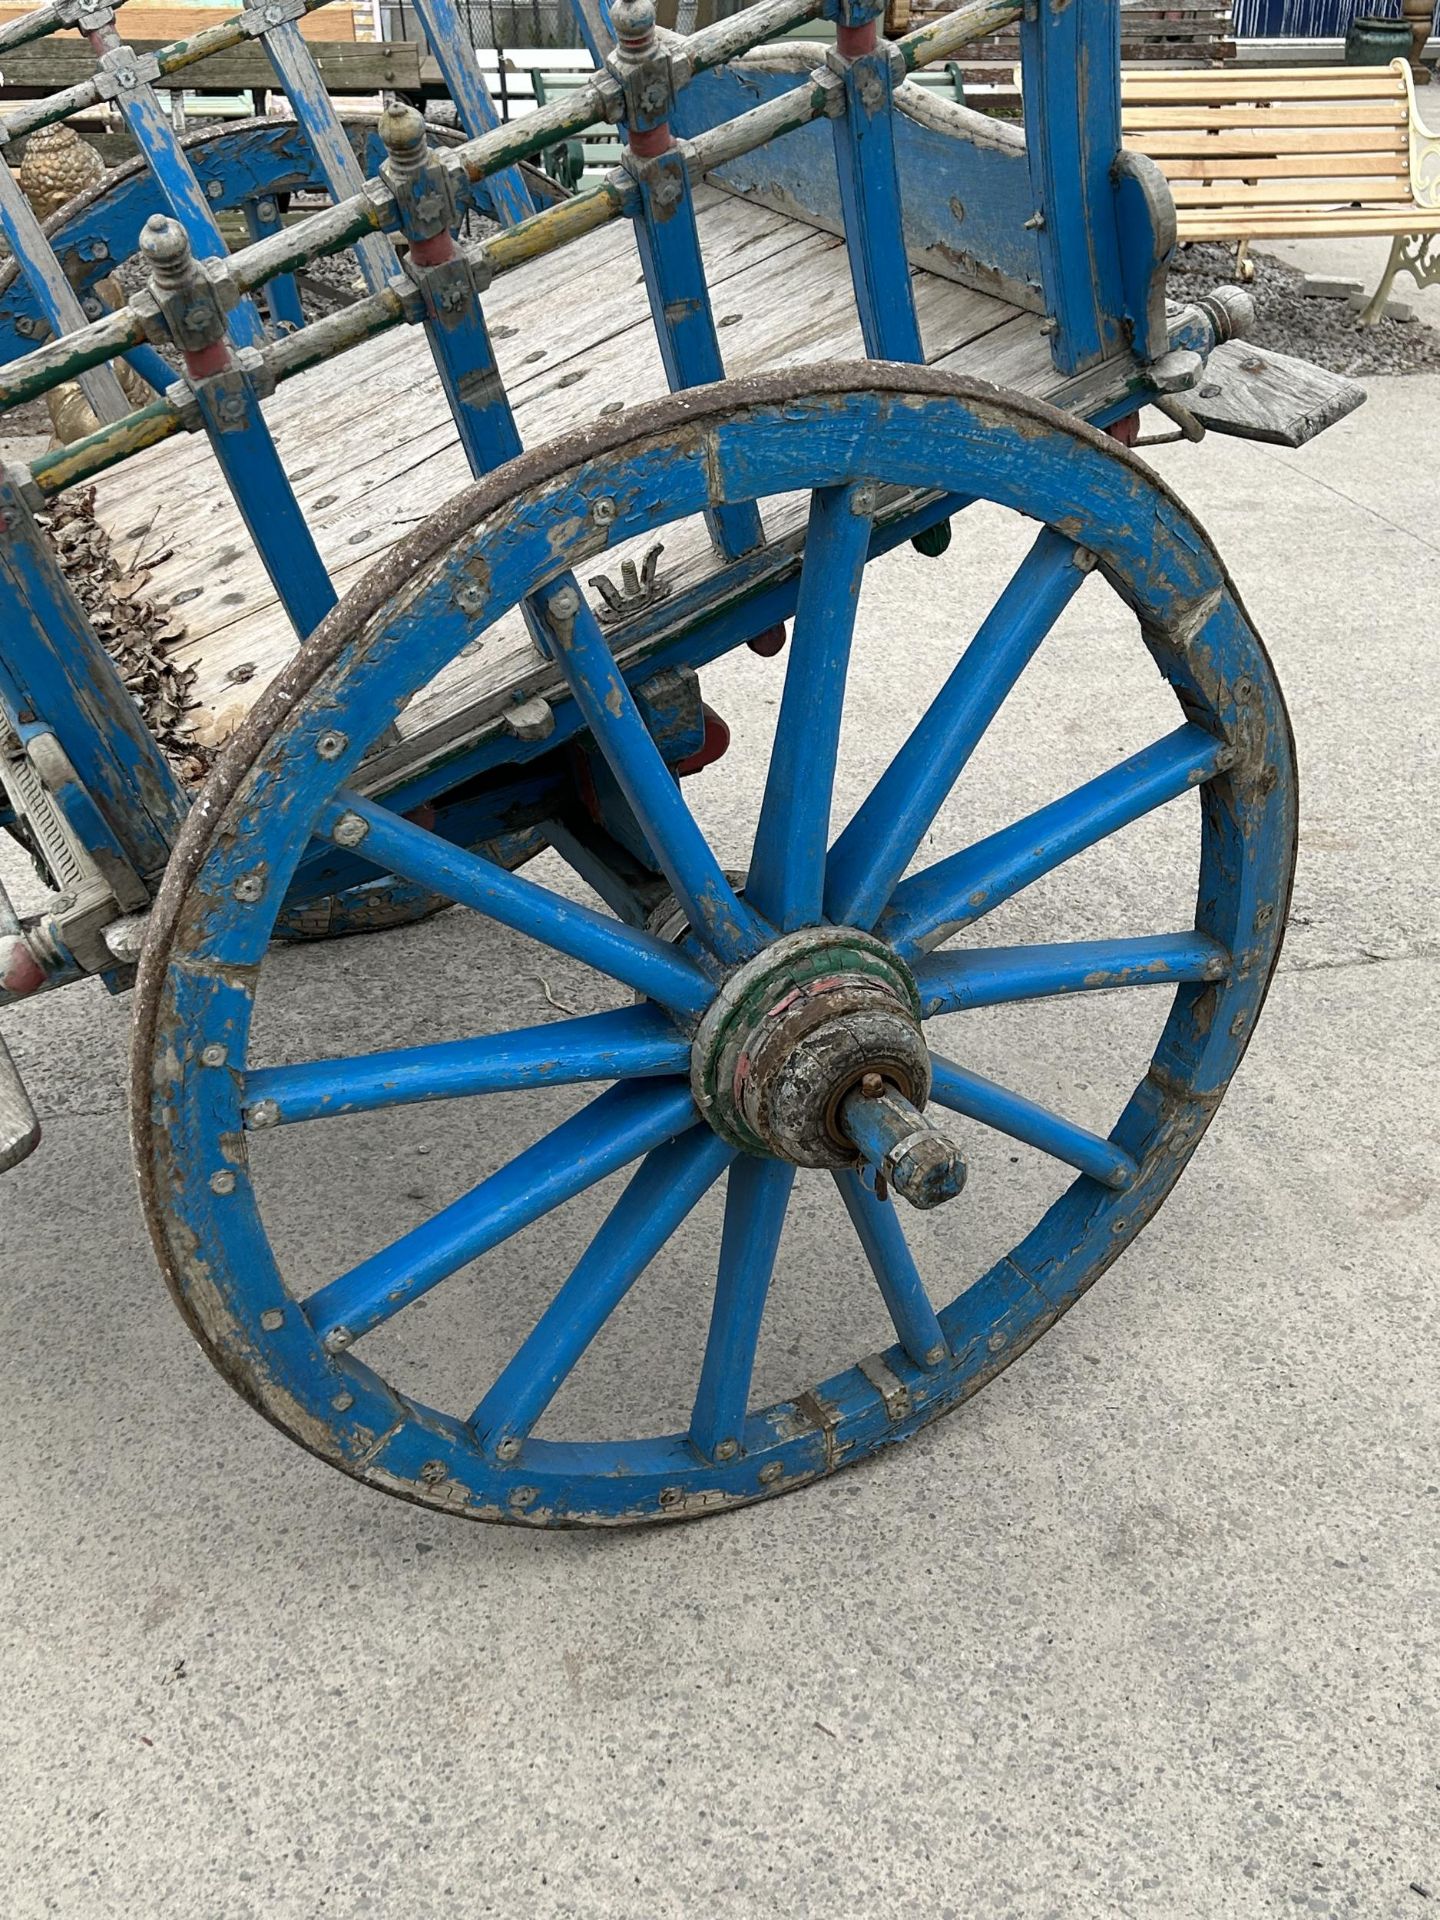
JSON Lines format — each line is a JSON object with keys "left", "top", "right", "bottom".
{"left": 690, "top": 927, "right": 924, "bottom": 1158}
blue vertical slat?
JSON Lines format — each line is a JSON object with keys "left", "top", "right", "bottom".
{"left": 259, "top": 17, "right": 397, "bottom": 295}
{"left": 240, "top": 194, "right": 304, "bottom": 331}
{"left": 0, "top": 161, "right": 129, "bottom": 420}
{"left": 827, "top": 39, "right": 924, "bottom": 362}
{"left": 193, "top": 375, "right": 338, "bottom": 640}
{"left": 627, "top": 147, "right": 764, "bottom": 557}
{"left": 106, "top": 77, "right": 268, "bottom": 349}
{"left": 405, "top": 0, "right": 536, "bottom": 226}
{"left": 1017, "top": 0, "right": 1128, "bottom": 373}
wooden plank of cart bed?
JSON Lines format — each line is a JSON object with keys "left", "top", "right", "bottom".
{"left": 102, "top": 220, "right": 1022, "bottom": 714}
{"left": 101, "top": 185, "right": 802, "bottom": 504}
{"left": 169, "top": 240, "right": 1022, "bottom": 723}
{"left": 103, "top": 211, "right": 833, "bottom": 646}
{"left": 92, "top": 191, "right": 814, "bottom": 589}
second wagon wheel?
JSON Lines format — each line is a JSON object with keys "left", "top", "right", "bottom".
{"left": 133, "top": 367, "right": 1297, "bottom": 1527}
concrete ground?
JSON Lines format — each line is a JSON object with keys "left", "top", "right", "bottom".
{"left": 2, "top": 348, "right": 1438, "bottom": 1914}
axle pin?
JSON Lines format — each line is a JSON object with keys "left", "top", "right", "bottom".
{"left": 839, "top": 1080, "right": 967, "bottom": 1212}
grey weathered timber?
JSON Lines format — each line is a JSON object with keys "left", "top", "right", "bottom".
{"left": 1185, "top": 337, "right": 1366, "bottom": 445}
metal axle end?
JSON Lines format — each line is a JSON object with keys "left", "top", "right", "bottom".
{"left": 839, "top": 1081, "right": 967, "bottom": 1212}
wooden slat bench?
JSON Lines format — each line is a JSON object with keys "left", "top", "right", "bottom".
{"left": 1122, "top": 61, "right": 1440, "bottom": 322}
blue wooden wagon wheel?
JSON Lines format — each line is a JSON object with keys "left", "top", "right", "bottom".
{"left": 132, "top": 365, "right": 1297, "bottom": 1527}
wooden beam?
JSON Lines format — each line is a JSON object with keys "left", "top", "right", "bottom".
{"left": 0, "top": 36, "right": 420, "bottom": 94}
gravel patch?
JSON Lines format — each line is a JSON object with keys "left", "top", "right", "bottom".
{"left": 1168, "top": 239, "right": 1440, "bottom": 377}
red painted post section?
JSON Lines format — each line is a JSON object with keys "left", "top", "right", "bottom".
{"left": 409, "top": 230, "right": 457, "bottom": 268}
{"left": 629, "top": 123, "right": 674, "bottom": 159}
{"left": 837, "top": 16, "right": 878, "bottom": 57}
{"left": 182, "top": 340, "right": 230, "bottom": 380}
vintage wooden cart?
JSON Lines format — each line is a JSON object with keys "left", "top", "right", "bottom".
{"left": 0, "top": 0, "right": 1356, "bottom": 1525}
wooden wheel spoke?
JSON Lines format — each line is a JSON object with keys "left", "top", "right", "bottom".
{"left": 539, "top": 581, "right": 768, "bottom": 966}
{"left": 306, "top": 1078, "right": 699, "bottom": 1348}
{"left": 929, "top": 1054, "right": 1137, "bottom": 1191}
{"left": 319, "top": 794, "right": 712, "bottom": 1018}
{"left": 825, "top": 526, "right": 1089, "bottom": 930}
{"left": 881, "top": 723, "right": 1232, "bottom": 957}
{"left": 469, "top": 1128, "right": 735, "bottom": 1452}
{"left": 689, "top": 1155, "right": 795, "bottom": 1461}
{"left": 747, "top": 483, "right": 872, "bottom": 931}
{"left": 833, "top": 1168, "right": 949, "bottom": 1370}
{"left": 241, "top": 1004, "right": 692, "bottom": 1129}
{"left": 913, "top": 931, "right": 1231, "bottom": 1017}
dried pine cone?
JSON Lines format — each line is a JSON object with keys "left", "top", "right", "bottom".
{"left": 17, "top": 122, "right": 107, "bottom": 222}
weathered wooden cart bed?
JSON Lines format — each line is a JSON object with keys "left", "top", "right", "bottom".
{"left": 90, "top": 182, "right": 1096, "bottom": 765}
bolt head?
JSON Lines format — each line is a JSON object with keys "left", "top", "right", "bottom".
{"left": 508, "top": 1485, "right": 538, "bottom": 1508}
{"left": 314, "top": 730, "right": 348, "bottom": 761}
{"left": 591, "top": 495, "right": 617, "bottom": 525}
{"left": 232, "top": 873, "right": 265, "bottom": 903}
{"left": 924, "top": 1342, "right": 948, "bottom": 1368}
{"left": 209, "top": 1169, "right": 237, "bottom": 1195}
{"left": 419, "top": 1459, "right": 448, "bottom": 1485}
{"left": 331, "top": 1391, "right": 355, "bottom": 1412}
{"left": 200, "top": 1043, "right": 228, "bottom": 1068}
{"left": 246, "top": 1098, "right": 280, "bottom": 1131}
{"left": 323, "top": 1326, "right": 354, "bottom": 1353}
{"left": 759, "top": 1461, "right": 784, "bottom": 1484}
{"left": 496, "top": 1437, "right": 522, "bottom": 1461}
{"left": 715, "top": 1438, "right": 739, "bottom": 1462}
{"left": 332, "top": 811, "right": 369, "bottom": 849}
{"left": 547, "top": 583, "right": 581, "bottom": 621}
{"left": 256, "top": 199, "right": 277, "bottom": 221}
{"left": 260, "top": 1308, "right": 284, "bottom": 1331}
{"left": 206, "top": 179, "right": 224, "bottom": 200}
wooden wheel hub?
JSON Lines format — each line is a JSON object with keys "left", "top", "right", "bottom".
{"left": 689, "top": 928, "right": 929, "bottom": 1168}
